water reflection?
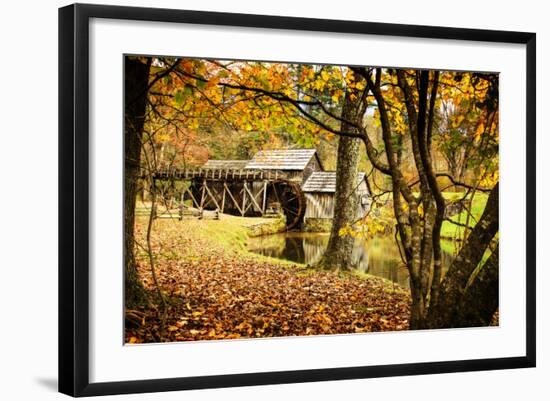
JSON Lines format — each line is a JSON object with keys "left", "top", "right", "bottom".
{"left": 247, "top": 232, "right": 453, "bottom": 288}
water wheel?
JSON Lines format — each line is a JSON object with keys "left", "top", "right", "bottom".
{"left": 270, "top": 181, "right": 305, "bottom": 230}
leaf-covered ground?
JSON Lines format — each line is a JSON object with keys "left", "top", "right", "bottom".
{"left": 126, "top": 215, "right": 410, "bottom": 343}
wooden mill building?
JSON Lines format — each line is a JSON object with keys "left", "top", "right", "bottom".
{"left": 184, "top": 149, "right": 324, "bottom": 228}
{"left": 301, "top": 171, "right": 370, "bottom": 231}
{"left": 155, "top": 148, "right": 369, "bottom": 230}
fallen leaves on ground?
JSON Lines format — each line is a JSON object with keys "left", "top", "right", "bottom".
{"left": 126, "top": 217, "right": 410, "bottom": 343}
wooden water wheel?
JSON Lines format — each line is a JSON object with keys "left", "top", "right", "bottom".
{"left": 270, "top": 180, "right": 305, "bottom": 230}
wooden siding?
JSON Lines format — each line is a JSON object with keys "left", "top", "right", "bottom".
{"left": 305, "top": 193, "right": 334, "bottom": 219}
{"left": 305, "top": 192, "right": 368, "bottom": 220}
{"left": 303, "top": 171, "right": 370, "bottom": 220}
{"left": 283, "top": 170, "right": 305, "bottom": 182}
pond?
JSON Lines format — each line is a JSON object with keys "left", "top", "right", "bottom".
{"left": 247, "top": 232, "right": 455, "bottom": 288}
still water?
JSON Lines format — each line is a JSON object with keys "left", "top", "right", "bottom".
{"left": 247, "top": 232, "right": 454, "bottom": 288}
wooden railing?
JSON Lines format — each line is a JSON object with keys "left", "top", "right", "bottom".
{"left": 152, "top": 168, "right": 289, "bottom": 181}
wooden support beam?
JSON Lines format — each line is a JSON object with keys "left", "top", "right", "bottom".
{"left": 223, "top": 182, "right": 244, "bottom": 215}
{"left": 209, "top": 184, "right": 223, "bottom": 201}
{"left": 247, "top": 182, "right": 266, "bottom": 214}
{"left": 243, "top": 182, "right": 262, "bottom": 213}
{"left": 253, "top": 184, "right": 266, "bottom": 210}
{"left": 241, "top": 181, "right": 247, "bottom": 216}
{"left": 221, "top": 185, "right": 226, "bottom": 213}
{"left": 179, "top": 190, "right": 185, "bottom": 220}
{"left": 184, "top": 187, "right": 200, "bottom": 209}
{"left": 199, "top": 179, "right": 206, "bottom": 209}
{"left": 203, "top": 182, "right": 221, "bottom": 210}
{"left": 262, "top": 180, "right": 268, "bottom": 214}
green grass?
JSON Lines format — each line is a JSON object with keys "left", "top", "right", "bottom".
{"left": 196, "top": 215, "right": 251, "bottom": 253}
{"left": 440, "top": 239, "right": 460, "bottom": 255}
{"left": 137, "top": 210, "right": 300, "bottom": 268}
{"left": 186, "top": 214, "right": 299, "bottom": 266}
{"left": 440, "top": 192, "right": 488, "bottom": 240}
{"left": 378, "top": 191, "right": 488, "bottom": 241}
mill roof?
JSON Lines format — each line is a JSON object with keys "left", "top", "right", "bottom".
{"left": 202, "top": 159, "right": 249, "bottom": 170}
{"left": 245, "top": 149, "right": 318, "bottom": 171}
{"left": 302, "top": 171, "right": 367, "bottom": 193}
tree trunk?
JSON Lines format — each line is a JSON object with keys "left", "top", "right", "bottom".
{"left": 125, "top": 57, "right": 151, "bottom": 306}
{"left": 317, "top": 92, "right": 361, "bottom": 271}
{"left": 426, "top": 183, "right": 499, "bottom": 328}
{"left": 453, "top": 244, "right": 499, "bottom": 327}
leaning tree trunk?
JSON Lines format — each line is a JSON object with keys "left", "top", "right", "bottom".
{"left": 124, "top": 57, "right": 151, "bottom": 306}
{"left": 317, "top": 91, "right": 361, "bottom": 271}
{"left": 426, "top": 183, "right": 499, "bottom": 328}
{"left": 453, "top": 243, "right": 499, "bottom": 327}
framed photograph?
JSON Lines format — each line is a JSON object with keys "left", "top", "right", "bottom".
{"left": 58, "top": 3, "right": 536, "bottom": 397}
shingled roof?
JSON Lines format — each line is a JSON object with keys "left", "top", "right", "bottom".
{"left": 302, "top": 171, "right": 367, "bottom": 193}
{"left": 203, "top": 159, "right": 249, "bottom": 170}
{"left": 245, "top": 149, "right": 318, "bottom": 170}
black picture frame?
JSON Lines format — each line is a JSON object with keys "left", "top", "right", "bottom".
{"left": 58, "top": 3, "right": 536, "bottom": 397}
